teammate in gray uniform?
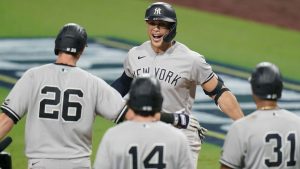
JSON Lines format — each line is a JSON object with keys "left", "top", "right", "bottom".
{"left": 94, "top": 76, "right": 194, "bottom": 169}
{"left": 220, "top": 62, "right": 300, "bottom": 169}
{"left": 0, "top": 23, "right": 127, "bottom": 169}
{"left": 111, "top": 2, "right": 244, "bottom": 167}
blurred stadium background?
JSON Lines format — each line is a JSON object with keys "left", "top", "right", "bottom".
{"left": 0, "top": 0, "right": 299, "bottom": 168}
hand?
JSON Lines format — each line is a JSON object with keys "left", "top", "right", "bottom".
{"left": 173, "top": 111, "right": 207, "bottom": 143}
{"left": 189, "top": 116, "right": 207, "bottom": 143}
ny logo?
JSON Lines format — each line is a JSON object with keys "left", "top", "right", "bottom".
{"left": 154, "top": 7, "right": 161, "bottom": 15}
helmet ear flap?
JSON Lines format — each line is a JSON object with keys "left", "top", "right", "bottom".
{"left": 163, "top": 22, "right": 177, "bottom": 43}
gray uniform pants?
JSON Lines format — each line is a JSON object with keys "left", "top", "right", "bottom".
{"left": 181, "top": 126, "right": 202, "bottom": 169}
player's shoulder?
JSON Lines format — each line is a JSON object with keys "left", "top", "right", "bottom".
{"left": 101, "top": 121, "right": 134, "bottom": 139}
{"left": 70, "top": 66, "right": 95, "bottom": 77}
{"left": 155, "top": 121, "right": 188, "bottom": 139}
{"left": 129, "top": 41, "right": 151, "bottom": 53}
{"left": 27, "top": 63, "right": 52, "bottom": 71}
{"left": 83, "top": 69, "right": 107, "bottom": 84}
{"left": 233, "top": 108, "right": 300, "bottom": 126}
{"left": 22, "top": 63, "right": 53, "bottom": 76}
{"left": 228, "top": 112, "right": 257, "bottom": 130}
{"left": 280, "top": 109, "right": 300, "bottom": 122}
{"left": 110, "top": 121, "right": 184, "bottom": 136}
{"left": 173, "top": 41, "right": 198, "bottom": 54}
{"left": 233, "top": 110, "right": 261, "bottom": 124}
{"left": 173, "top": 41, "right": 205, "bottom": 59}
{"left": 68, "top": 66, "right": 108, "bottom": 86}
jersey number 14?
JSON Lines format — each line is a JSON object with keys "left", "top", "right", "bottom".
{"left": 128, "top": 145, "right": 166, "bottom": 169}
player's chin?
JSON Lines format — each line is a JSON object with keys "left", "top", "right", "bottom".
{"left": 150, "top": 37, "right": 163, "bottom": 47}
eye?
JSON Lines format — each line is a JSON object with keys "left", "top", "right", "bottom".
{"left": 158, "top": 22, "right": 170, "bottom": 28}
{"left": 147, "top": 21, "right": 156, "bottom": 26}
{"left": 147, "top": 21, "right": 171, "bottom": 29}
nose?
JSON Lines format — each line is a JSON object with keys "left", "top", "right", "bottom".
{"left": 153, "top": 25, "right": 160, "bottom": 30}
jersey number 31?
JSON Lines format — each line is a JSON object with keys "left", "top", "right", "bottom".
{"left": 264, "top": 133, "right": 296, "bottom": 167}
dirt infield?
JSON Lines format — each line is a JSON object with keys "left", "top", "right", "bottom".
{"left": 164, "top": 0, "right": 300, "bottom": 31}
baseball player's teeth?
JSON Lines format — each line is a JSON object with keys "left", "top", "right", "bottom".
{"left": 153, "top": 35, "right": 163, "bottom": 39}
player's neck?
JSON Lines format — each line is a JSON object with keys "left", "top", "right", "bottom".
{"left": 131, "top": 113, "right": 160, "bottom": 122}
{"left": 151, "top": 41, "right": 173, "bottom": 54}
{"left": 256, "top": 101, "right": 278, "bottom": 110}
{"left": 56, "top": 53, "right": 79, "bottom": 66}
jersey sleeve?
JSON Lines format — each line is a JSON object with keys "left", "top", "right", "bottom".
{"left": 190, "top": 53, "right": 214, "bottom": 85}
{"left": 93, "top": 131, "right": 112, "bottom": 169}
{"left": 123, "top": 48, "right": 135, "bottom": 78}
{"left": 1, "top": 69, "right": 33, "bottom": 123}
{"left": 219, "top": 122, "right": 245, "bottom": 168}
{"left": 95, "top": 78, "right": 126, "bottom": 120}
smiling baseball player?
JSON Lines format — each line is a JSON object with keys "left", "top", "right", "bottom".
{"left": 111, "top": 2, "right": 244, "bottom": 168}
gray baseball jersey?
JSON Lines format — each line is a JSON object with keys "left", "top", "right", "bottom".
{"left": 220, "top": 109, "right": 300, "bottom": 169}
{"left": 1, "top": 63, "right": 125, "bottom": 159}
{"left": 93, "top": 121, "right": 194, "bottom": 169}
{"left": 124, "top": 41, "right": 214, "bottom": 114}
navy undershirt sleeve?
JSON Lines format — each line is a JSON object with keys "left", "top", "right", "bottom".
{"left": 111, "top": 71, "right": 133, "bottom": 97}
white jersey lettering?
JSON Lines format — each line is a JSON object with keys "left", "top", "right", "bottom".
{"left": 124, "top": 41, "right": 213, "bottom": 114}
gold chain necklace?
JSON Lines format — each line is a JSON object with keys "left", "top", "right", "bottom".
{"left": 257, "top": 106, "right": 278, "bottom": 110}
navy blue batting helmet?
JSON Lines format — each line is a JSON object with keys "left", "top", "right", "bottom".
{"left": 54, "top": 23, "right": 87, "bottom": 55}
{"left": 127, "top": 75, "right": 163, "bottom": 116}
{"left": 145, "top": 2, "right": 177, "bottom": 42}
{"left": 249, "top": 62, "right": 283, "bottom": 100}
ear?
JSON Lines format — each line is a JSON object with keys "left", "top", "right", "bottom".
{"left": 125, "top": 108, "right": 136, "bottom": 121}
{"left": 153, "top": 112, "right": 161, "bottom": 121}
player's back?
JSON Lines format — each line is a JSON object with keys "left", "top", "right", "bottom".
{"left": 232, "top": 109, "right": 300, "bottom": 169}
{"left": 94, "top": 121, "right": 193, "bottom": 169}
{"left": 14, "top": 63, "right": 124, "bottom": 158}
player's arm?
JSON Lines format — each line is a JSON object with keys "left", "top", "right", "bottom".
{"left": 0, "top": 113, "right": 14, "bottom": 140}
{"left": 114, "top": 104, "right": 193, "bottom": 129}
{"left": 220, "top": 164, "right": 232, "bottom": 169}
{"left": 111, "top": 71, "right": 133, "bottom": 97}
{"left": 159, "top": 111, "right": 207, "bottom": 142}
{"left": 115, "top": 107, "right": 207, "bottom": 142}
{"left": 202, "top": 75, "right": 244, "bottom": 120}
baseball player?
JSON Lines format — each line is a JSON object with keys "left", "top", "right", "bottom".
{"left": 220, "top": 62, "right": 300, "bottom": 169}
{"left": 111, "top": 2, "right": 244, "bottom": 167}
{"left": 94, "top": 76, "right": 194, "bottom": 169}
{"left": 0, "top": 23, "right": 127, "bottom": 169}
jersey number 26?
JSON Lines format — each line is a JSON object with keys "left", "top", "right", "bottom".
{"left": 39, "top": 86, "right": 83, "bottom": 122}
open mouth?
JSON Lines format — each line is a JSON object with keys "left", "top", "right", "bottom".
{"left": 152, "top": 34, "right": 163, "bottom": 42}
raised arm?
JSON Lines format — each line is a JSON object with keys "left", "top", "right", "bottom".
{"left": 202, "top": 75, "right": 244, "bottom": 120}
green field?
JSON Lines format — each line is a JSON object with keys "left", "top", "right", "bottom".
{"left": 0, "top": 0, "right": 299, "bottom": 168}
{"left": 1, "top": 0, "right": 299, "bottom": 81}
